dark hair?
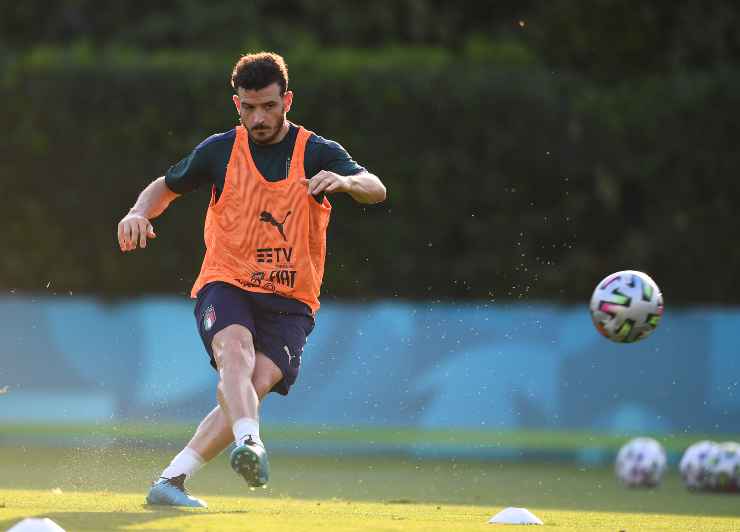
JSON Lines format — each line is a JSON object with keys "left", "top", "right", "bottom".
{"left": 231, "top": 52, "right": 289, "bottom": 94}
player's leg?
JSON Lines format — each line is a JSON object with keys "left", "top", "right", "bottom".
{"left": 147, "top": 282, "right": 258, "bottom": 505}
{"left": 188, "top": 355, "right": 282, "bottom": 461}
{"left": 184, "top": 405, "right": 232, "bottom": 462}
{"left": 212, "top": 323, "right": 262, "bottom": 443}
{"left": 229, "top": 294, "right": 315, "bottom": 486}
{"left": 157, "top": 354, "right": 275, "bottom": 478}
{"left": 226, "top": 348, "right": 283, "bottom": 487}
{"left": 252, "top": 351, "right": 284, "bottom": 401}
{"left": 178, "top": 352, "right": 284, "bottom": 463}
{"left": 146, "top": 352, "right": 282, "bottom": 506}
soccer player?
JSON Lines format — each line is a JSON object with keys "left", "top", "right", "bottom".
{"left": 116, "top": 52, "right": 386, "bottom": 507}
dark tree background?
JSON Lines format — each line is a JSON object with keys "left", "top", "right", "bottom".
{"left": 1, "top": 1, "right": 738, "bottom": 303}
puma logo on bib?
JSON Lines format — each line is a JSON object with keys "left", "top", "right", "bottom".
{"left": 259, "top": 210, "right": 291, "bottom": 241}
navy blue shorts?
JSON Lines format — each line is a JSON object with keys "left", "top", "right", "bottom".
{"left": 194, "top": 281, "right": 315, "bottom": 395}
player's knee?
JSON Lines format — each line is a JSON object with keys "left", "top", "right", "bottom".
{"left": 216, "top": 345, "right": 256, "bottom": 374}
{"left": 252, "top": 374, "right": 277, "bottom": 398}
{"left": 251, "top": 355, "right": 284, "bottom": 398}
{"left": 213, "top": 329, "right": 256, "bottom": 373}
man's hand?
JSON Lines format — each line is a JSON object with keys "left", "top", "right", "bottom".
{"left": 304, "top": 170, "right": 386, "bottom": 204}
{"left": 303, "top": 171, "right": 351, "bottom": 196}
{"left": 117, "top": 212, "right": 156, "bottom": 252}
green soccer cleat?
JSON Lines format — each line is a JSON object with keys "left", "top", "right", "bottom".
{"left": 230, "top": 437, "right": 270, "bottom": 487}
{"left": 145, "top": 474, "right": 207, "bottom": 508}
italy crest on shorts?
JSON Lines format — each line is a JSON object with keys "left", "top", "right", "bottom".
{"left": 202, "top": 304, "right": 216, "bottom": 331}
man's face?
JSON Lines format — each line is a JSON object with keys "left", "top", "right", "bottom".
{"left": 233, "top": 83, "right": 293, "bottom": 145}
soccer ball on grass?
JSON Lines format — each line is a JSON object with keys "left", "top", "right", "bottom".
{"left": 679, "top": 440, "right": 718, "bottom": 490}
{"left": 705, "top": 441, "right": 740, "bottom": 492}
{"left": 615, "top": 437, "right": 667, "bottom": 487}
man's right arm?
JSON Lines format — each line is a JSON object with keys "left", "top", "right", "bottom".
{"left": 117, "top": 132, "right": 225, "bottom": 252}
{"left": 117, "top": 177, "right": 179, "bottom": 252}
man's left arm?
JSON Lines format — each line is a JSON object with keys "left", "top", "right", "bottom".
{"left": 306, "top": 169, "right": 386, "bottom": 204}
{"left": 303, "top": 136, "right": 386, "bottom": 204}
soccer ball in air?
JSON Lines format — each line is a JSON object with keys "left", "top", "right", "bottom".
{"left": 679, "top": 440, "right": 718, "bottom": 490}
{"left": 589, "top": 270, "right": 663, "bottom": 343}
{"left": 615, "top": 437, "right": 667, "bottom": 487}
{"left": 705, "top": 441, "right": 740, "bottom": 492}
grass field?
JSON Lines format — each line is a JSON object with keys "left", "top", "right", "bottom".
{"left": 1, "top": 446, "right": 739, "bottom": 531}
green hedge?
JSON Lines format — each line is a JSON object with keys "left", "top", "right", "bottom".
{"left": 2, "top": 47, "right": 738, "bottom": 303}
{"left": 4, "top": 1, "right": 739, "bottom": 81}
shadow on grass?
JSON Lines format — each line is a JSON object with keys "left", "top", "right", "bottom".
{"left": 0, "top": 506, "right": 256, "bottom": 531}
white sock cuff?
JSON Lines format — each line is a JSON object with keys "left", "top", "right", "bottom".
{"left": 160, "top": 446, "right": 206, "bottom": 479}
{"left": 182, "top": 447, "right": 205, "bottom": 465}
{"left": 232, "top": 417, "right": 261, "bottom": 444}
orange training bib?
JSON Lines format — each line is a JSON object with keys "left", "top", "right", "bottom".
{"left": 191, "top": 125, "right": 332, "bottom": 313}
